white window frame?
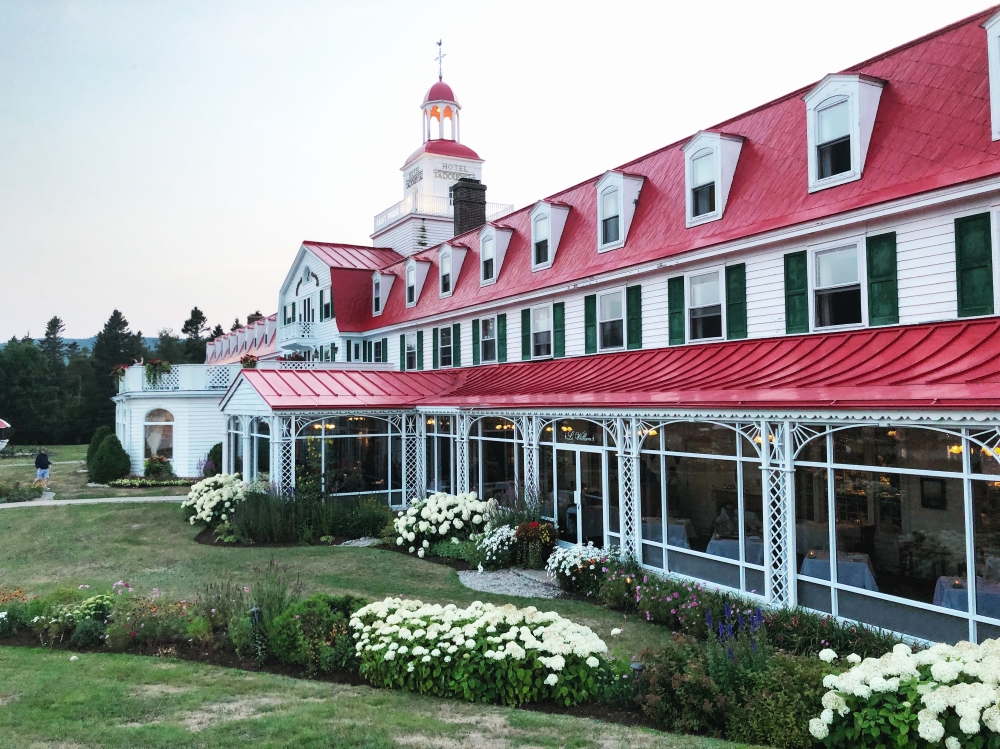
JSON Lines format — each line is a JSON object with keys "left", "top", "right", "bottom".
{"left": 405, "top": 332, "right": 417, "bottom": 371}
{"left": 530, "top": 303, "right": 554, "bottom": 360}
{"left": 479, "top": 315, "right": 498, "bottom": 363}
{"left": 598, "top": 186, "right": 621, "bottom": 251}
{"left": 685, "top": 146, "right": 720, "bottom": 227}
{"left": 353, "top": 341, "right": 362, "bottom": 361}
{"left": 406, "top": 264, "right": 417, "bottom": 308}
{"left": 532, "top": 212, "right": 552, "bottom": 270}
{"left": 438, "top": 325, "right": 453, "bottom": 368}
{"left": 480, "top": 235, "right": 496, "bottom": 286}
{"left": 373, "top": 275, "right": 381, "bottom": 315}
{"left": 374, "top": 339, "right": 383, "bottom": 363}
{"left": 685, "top": 266, "right": 726, "bottom": 343}
{"left": 808, "top": 235, "right": 868, "bottom": 332}
{"left": 597, "top": 287, "right": 626, "bottom": 352}
{"left": 439, "top": 250, "right": 453, "bottom": 298}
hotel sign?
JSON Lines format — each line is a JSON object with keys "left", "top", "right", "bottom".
{"left": 404, "top": 167, "right": 423, "bottom": 189}
{"left": 434, "top": 161, "right": 475, "bottom": 182}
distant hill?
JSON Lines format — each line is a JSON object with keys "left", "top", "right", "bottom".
{"left": 0, "top": 337, "right": 159, "bottom": 351}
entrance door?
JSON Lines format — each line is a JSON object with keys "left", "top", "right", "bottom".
{"left": 554, "top": 447, "right": 606, "bottom": 547}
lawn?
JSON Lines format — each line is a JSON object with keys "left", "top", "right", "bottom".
{"left": 0, "top": 503, "right": 765, "bottom": 748}
{"left": 0, "top": 444, "right": 190, "bottom": 499}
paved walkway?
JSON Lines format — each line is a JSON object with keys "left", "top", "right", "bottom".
{"left": 0, "top": 460, "right": 85, "bottom": 468}
{"left": 0, "top": 496, "right": 186, "bottom": 509}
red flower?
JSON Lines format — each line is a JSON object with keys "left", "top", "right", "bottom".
{"left": 530, "top": 521, "right": 539, "bottom": 528}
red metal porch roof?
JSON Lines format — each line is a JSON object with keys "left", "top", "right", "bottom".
{"left": 233, "top": 319, "right": 1000, "bottom": 413}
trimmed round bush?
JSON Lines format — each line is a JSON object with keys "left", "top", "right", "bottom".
{"left": 204, "top": 442, "right": 223, "bottom": 477}
{"left": 87, "top": 426, "right": 113, "bottom": 468}
{"left": 89, "top": 435, "right": 132, "bottom": 484}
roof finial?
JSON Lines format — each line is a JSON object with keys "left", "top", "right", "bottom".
{"left": 435, "top": 39, "right": 446, "bottom": 82}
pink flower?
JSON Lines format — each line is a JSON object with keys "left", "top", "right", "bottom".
{"left": 294, "top": 615, "right": 300, "bottom": 619}
{"left": 243, "top": 586, "right": 250, "bottom": 593}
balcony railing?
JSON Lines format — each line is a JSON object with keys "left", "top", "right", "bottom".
{"left": 117, "top": 364, "right": 241, "bottom": 394}
{"left": 278, "top": 320, "right": 314, "bottom": 342}
{"left": 373, "top": 195, "right": 515, "bottom": 232}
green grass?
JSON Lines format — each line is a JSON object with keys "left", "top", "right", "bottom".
{"left": 0, "top": 444, "right": 190, "bottom": 499}
{"left": 0, "top": 647, "right": 762, "bottom": 748}
{"left": 0, "top": 504, "right": 765, "bottom": 748}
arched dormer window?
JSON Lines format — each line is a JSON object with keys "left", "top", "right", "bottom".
{"left": 690, "top": 148, "right": 716, "bottom": 217}
{"left": 816, "top": 96, "right": 851, "bottom": 179}
{"left": 600, "top": 187, "right": 620, "bottom": 246}
{"left": 533, "top": 214, "right": 550, "bottom": 267}
{"left": 144, "top": 409, "right": 174, "bottom": 461}
{"left": 373, "top": 275, "right": 382, "bottom": 314}
{"left": 481, "top": 236, "right": 495, "bottom": 284}
{"left": 406, "top": 265, "right": 416, "bottom": 306}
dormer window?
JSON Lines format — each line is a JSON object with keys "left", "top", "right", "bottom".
{"left": 440, "top": 251, "right": 452, "bottom": 296}
{"left": 601, "top": 188, "right": 620, "bottom": 246}
{"left": 816, "top": 97, "right": 851, "bottom": 179}
{"left": 481, "top": 236, "right": 495, "bottom": 283}
{"left": 406, "top": 265, "right": 416, "bottom": 306}
{"left": 804, "top": 74, "right": 885, "bottom": 193}
{"left": 533, "top": 215, "right": 549, "bottom": 267}
{"left": 690, "top": 149, "right": 716, "bottom": 217}
{"left": 373, "top": 276, "right": 381, "bottom": 314}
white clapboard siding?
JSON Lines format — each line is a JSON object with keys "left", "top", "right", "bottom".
{"left": 642, "top": 276, "right": 671, "bottom": 349}
{"left": 895, "top": 210, "right": 960, "bottom": 325}
{"left": 745, "top": 249, "right": 787, "bottom": 339}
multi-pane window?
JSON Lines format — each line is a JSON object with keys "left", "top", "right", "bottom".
{"left": 374, "top": 340, "right": 383, "bottom": 363}
{"left": 480, "top": 317, "right": 497, "bottom": 363}
{"left": 689, "top": 271, "right": 723, "bottom": 340}
{"left": 405, "top": 333, "right": 417, "bottom": 370}
{"left": 353, "top": 342, "right": 361, "bottom": 361}
{"left": 534, "top": 214, "right": 550, "bottom": 266}
{"left": 601, "top": 187, "right": 620, "bottom": 245}
{"left": 598, "top": 290, "right": 624, "bottom": 350}
{"left": 815, "top": 246, "right": 862, "bottom": 327}
{"left": 691, "top": 149, "right": 716, "bottom": 217}
{"left": 439, "top": 326, "right": 453, "bottom": 367}
{"left": 373, "top": 277, "right": 381, "bottom": 313}
{"left": 406, "top": 266, "right": 416, "bottom": 305}
{"left": 440, "top": 253, "right": 452, "bottom": 295}
{"left": 481, "top": 236, "right": 495, "bottom": 283}
{"left": 816, "top": 98, "right": 851, "bottom": 179}
{"left": 532, "top": 306, "right": 552, "bottom": 358}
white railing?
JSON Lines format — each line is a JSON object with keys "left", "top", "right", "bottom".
{"left": 118, "top": 364, "right": 241, "bottom": 394}
{"left": 256, "top": 360, "right": 396, "bottom": 371}
{"left": 277, "top": 321, "right": 314, "bottom": 342}
{"left": 373, "top": 194, "right": 515, "bottom": 231}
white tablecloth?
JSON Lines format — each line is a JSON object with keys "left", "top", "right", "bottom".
{"left": 799, "top": 553, "right": 879, "bottom": 591}
{"left": 705, "top": 537, "right": 764, "bottom": 565}
{"left": 933, "top": 577, "right": 1000, "bottom": 619}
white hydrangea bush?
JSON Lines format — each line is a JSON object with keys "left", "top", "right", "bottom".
{"left": 351, "top": 597, "right": 609, "bottom": 706}
{"left": 545, "top": 543, "right": 621, "bottom": 593}
{"left": 182, "top": 473, "right": 245, "bottom": 526}
{"left": 811, "top": 640, "right": 1000, "bottom": 748}
{"left": 394, "top": 492, "right": 487, "bottom": 556}
{"left": 475, "top": 525, "right": 518, "bottom": 569}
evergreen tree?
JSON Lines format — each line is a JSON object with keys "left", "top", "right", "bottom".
{"left": 230, "top": 318, "right": 242, "bottom": 331}
{"left": 90, "top": 310, "right": 143, "bottom": 431}
{"left": 40, "top": 316, "right": 67, "bottom": 371}
{"left": 0, "top": 337, "right": 63, "bottom": 444}
{"left": 208, "top": 324, "right": 225, "bottom": 341}
{"left": 181, "top": 307, "right": 209, "bottom": 363}
{"left": 153, "top": 328, "right": 186, "bottom": 363}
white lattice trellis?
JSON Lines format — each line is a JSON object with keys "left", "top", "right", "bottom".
{"left": 762, "top": 420, "right": 795, "bottom": 608}
{"left": 616, "top": 417, "right": 640, "bottom": 559}
{"left": 270, "top": 415, "right": 295, "bottom": 494}
{"left": 143, "top": 369, "right": 180, "bottom": 391}
{"left": 519, "top": 414, "right": 540, "bottom": 501}
{"left": 206, "top": 366, "right": 233, "bottom": 389}
{"left": 455, "top": 412, "right": 470, "bottom": 494}
{"left": 402, "top": 413, "right": 421, "bottom": 502}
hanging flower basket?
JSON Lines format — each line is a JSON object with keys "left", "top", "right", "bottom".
{"left": 111, "top": 363, "right": 129, "bottom": 381}
{"left": 240, "top": 354, "right": 258, "bottom": 369}
{"left": 144, "top": 359, "right": 172, "bottom": 386}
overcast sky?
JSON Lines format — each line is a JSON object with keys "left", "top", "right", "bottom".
{"left": 0, "top": 0, "right": 991, "bottom": 340}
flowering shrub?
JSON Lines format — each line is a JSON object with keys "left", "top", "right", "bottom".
{"left": 108, "top": 477, "right": 195, "bottom": 488}
{"left": 514, "top": 520, "right": 556, "bottom": 568}
{"left": 475, "top": 525, "right": 518, "bottom": 569}
{"left": 546, "top": 543, "right": 619, "bottom": 594}
{"left": 352, "top": 598, "right": 609, "bottom": 706}
{"left": 143, "top": 454, "right": 175, "bottom": 479}
{"left": 30, "top": 594, "right": 115, "bottom": 644}
{"left": 240, "top": 354, "right": 258, "bottom": 368}
{"left": 810, "top": 640, "right": 1000, "bottom": 748}
{"left": 393, "top": 492, "right": 487, "bottom": 557}
{"left": 598, "top": 563, "right": 714, "bottom": 633}
{"left": 183, "top": 473, "right": 245, "bottom": 526}
{"left": 143, "top": 358, "right": 171, "bottom": 386}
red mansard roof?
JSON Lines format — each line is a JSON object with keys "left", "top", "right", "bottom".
{"left": 331, "top": 7, "right": 1000, "bottom": 333}
{"left": 232, "top": 318, "right": 1000, "bottom": 413}
{"left": 301, "top": 242, "right": 403, "bottom": 271}
{"left": 207, "top": 313, "right": 277, "bottom": 365}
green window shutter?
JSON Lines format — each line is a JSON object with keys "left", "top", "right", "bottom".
{"left": 452, "top": 323, "right": 461, "bottom": 367}
{"left": 725, "top": 265, "right": 748, "bottom": 340}
{"left": 399, "top": 334, "right": 406, "bottom": 370}
{"left": 381, "top": 338, "right": 387, "bottom": 364}
{"left": 331, "top": 341, "right": 336, "bottom": 362}
{"left": 784, "top": 251, "right": 809, "bottom": 334}
{"left": 626, "top": 285, "right": 642, "bottom": 350}
{"left": 291, "top": 301, "right": 296, "bottom": 322}
{"left": 432, "top": 328, "right": 439, "bottom": 369}
{"left": 668, "top": 276, "right": 685, "bottom": 345}
{"left": 584, "top": 294, "right": 597, "bottom": 354}
{"left": 367, "top": 340, "right": 373, "bottom": 362}
{"left": 553, "top": 302, "right": 565, "bottom": 358}
{"left": 497, "top": 314, "right": 507, "bottom": 363}
{"left": 866, "top": 232, "right": 899, "bottom": 326}
{"left": 472, "top": 319, "right": 481, "bottom": 366}
{"left": 956, "top": 213, "right": 995, "bottom": 317}
{"left": 416, "top": 331, "right": 424, "bottom": 370}
{"left": 346, "top": 339, "right": 352, "bottom": 362}
{"left": 318, "top": 291, "right": 324, "bottom": 321}
{"left": 521, "top": 309, "right": 531, "bottom": 361}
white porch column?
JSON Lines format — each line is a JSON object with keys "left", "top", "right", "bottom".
{"left": 269, "top": 414, "right": 295, "bottom": 494}
{"left": 518, "top": 414, "right": 540, "bottom": 501}
{"left": 762, "top": 419, "right": 796, "bottom": 608}
{"left": 402, "top": 412, "right": 424, "bottom": 502}
{"left": 616, "top": 417, "right": 641, "bottom": 560}
{"left": 455, "top": 412, "right": 470, "bottom": 494}
{"left": 241, "top": 416, "right": 253, "bottom": 483}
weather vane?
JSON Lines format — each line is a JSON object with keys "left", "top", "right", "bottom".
{"left": 435, "top": 39, "right": 446, "bottom": 81}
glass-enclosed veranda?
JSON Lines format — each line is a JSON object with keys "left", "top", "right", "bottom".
{"left": 223, "top": 409, "right": 1000, "bottom": 643}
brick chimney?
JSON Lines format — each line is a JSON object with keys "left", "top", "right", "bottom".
{"left": 246, "top": 312, "right": 264, "bottom": 326}
{"left": 450, "top": 178, "right": 487, "bottom": 237}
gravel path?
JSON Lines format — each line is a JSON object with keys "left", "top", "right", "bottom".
{"left": 339, "top": 537, "right": 381, "bottom": 547}
{"left": 457, "top": 569, "right": 563, "bottom": 599}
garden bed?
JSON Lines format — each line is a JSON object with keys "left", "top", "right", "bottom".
{"left": 192, "top": 525, "right": 361, "bottom": 549}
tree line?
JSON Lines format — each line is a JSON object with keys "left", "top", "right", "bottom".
{"left": 0, "top": 308, "right": 252, "bottom": 446}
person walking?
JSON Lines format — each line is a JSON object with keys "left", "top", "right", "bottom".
{"left": 34, "top": 448, "right": 51, "bottom": 490}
